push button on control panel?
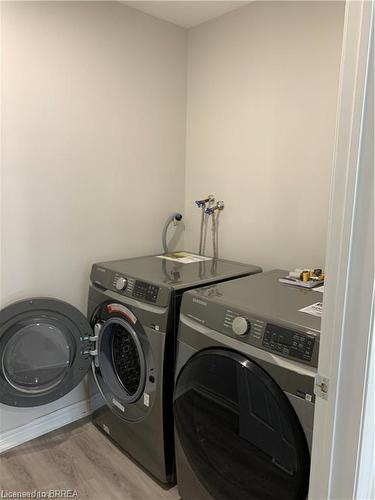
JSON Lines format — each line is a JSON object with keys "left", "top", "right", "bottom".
{"left": 132, "top": 280, "right": 159, "bottom": 303}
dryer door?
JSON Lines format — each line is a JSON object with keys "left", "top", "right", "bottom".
{"left": 174, "top": 348, "right": 311, "bottom": 500}
{"left": 0, "top": 298, "right": 92, "bottom": 407}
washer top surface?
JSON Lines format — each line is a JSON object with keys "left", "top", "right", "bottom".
{"left": 186, "top": 269, "right": 322, "bottom": 334}
{"left": 95, "top": 253, "right": 262, "bottom": 291}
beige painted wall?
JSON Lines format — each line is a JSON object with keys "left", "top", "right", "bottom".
{"left": 184, "top": 1, "right": 345, "bottom": 271}
{"left": 0, "top": 1, "right": 186, "bottom": 432}
{"left": 0, "top": 0, "right": 345, "bottom": 437}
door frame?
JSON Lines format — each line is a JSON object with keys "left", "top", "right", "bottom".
{"left": 309, "top": 1, "right": 374, "bottom": 498}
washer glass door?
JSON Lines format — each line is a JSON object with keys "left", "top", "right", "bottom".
{"left": 174, "top": 348, "right": 311, "bottom": 500}
{"left": 3, "top": 321, "right": 71, "bottom": 394}
{"left": 0, "top": 298, "right": 92, "bottom": 407}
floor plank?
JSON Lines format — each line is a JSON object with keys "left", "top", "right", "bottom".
{"left": 0, "top": 418, "right": 180, "bottom": 500}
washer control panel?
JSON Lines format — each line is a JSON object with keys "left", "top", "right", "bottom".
{"left": 132, "top": 280, "right": 159, "bottom": 303}
{"left": 91, "top": 264, "right": 169, "bottom": 306}
{"left": 263, "top": 324, "right": 315, "bottom": 362}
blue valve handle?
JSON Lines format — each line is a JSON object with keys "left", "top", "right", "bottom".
{"left": 195, "top": 200, "right": 207, "bottom": 208}
{"left": 204, "top": 207, "right": 215, "bottom": 215}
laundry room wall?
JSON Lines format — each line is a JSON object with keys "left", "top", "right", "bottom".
{"left": 0, "top": 1, "right": 186, "bottom": 436}
{"left": 183, "top": 1, "right": 345, "bottom": 271}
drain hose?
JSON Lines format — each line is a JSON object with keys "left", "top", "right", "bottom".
{"left": 162, "top": 212, "right": 183, "bottom": 254}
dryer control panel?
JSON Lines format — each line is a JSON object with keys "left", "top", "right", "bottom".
{"left": 223, "top": 310, "right": 319, "bottom": 366}
{"left": 183, "top": 296, "right": 320, "bottom": 367}
{"left": 263, "top": 324, "right": 315, "bottom": 363}
{"left": 181, "top": 271, "right": 321, "bottom": 368}
{"left": 224, "top": 311, "right": 319, "bottom": 366}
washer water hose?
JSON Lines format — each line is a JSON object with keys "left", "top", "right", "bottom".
{"left": 205, "top": 201, "right": 224, "bottom": 259}
{"left": 196, "top": 196, "right": 214, "bottom": 255}
{"left": 162, "top": 213, "right": 182, "bottom": 254}
{"left": 198, "top": 207, "right": 205, "bottom": 256}
{"left": 201, "top": 212, "right": 209, "bottom": 256}
{"left": 212, "top": 212, "right": 219, "bottom": 259}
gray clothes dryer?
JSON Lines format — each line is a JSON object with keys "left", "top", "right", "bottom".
{"left": 174, "top": 270, "right": 321, "bottom": 500}
{"left": 0, "top": 253, "right": 261, "bottom": 485}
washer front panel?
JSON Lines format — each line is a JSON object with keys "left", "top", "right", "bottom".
{"left": 0, "top": 298, "right": 92, "bottom": 407}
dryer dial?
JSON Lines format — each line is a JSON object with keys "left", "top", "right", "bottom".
{"left": 115, "top": 277, "right": 128, "bottom": 291}
{"left": 232, "top": 316, "right": 250, "bottom": 336}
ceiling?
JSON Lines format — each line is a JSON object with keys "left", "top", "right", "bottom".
{"left": 121, "top": 1, "right": 251, "bottom": 29}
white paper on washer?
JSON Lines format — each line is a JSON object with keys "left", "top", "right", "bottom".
{"left": 157, "top": 252, "right": 212, "bottom": 264}
{"left": 313, "top": 285, "right": 324, "bottom": 293}
{"left": 299, "top": 302, "right": 323, "bottom": 318}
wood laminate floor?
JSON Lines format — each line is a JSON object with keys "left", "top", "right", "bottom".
{"left": 0, "top": 419, "right": 180, "bottom": 500}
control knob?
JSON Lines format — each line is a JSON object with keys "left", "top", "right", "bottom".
{"left": 115, "top": 277, "right": 128, "bottom": 291}
{"left": 232, "top": 316, "right": 250, "bottom": 336}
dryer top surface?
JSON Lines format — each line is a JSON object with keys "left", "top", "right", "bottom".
{"left": 184, "top": 270, "right": 322, "bottom": 334}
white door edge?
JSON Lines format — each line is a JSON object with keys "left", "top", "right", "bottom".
{"left": 309, "top": 1, "right": 374, "bottom": 499}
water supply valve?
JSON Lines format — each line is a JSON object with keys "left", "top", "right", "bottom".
{"left": 195, "top": 195, "right": 215, "bottom": 208}
{"left": 205, "top": 200, "right": 224, "bottom": 215}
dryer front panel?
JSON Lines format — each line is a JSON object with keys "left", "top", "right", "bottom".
{"left": 0, "top": 298, "right": 92, "bottom": 407}
{"left": 174, "top": 348, "right": 311, "bottom": 500}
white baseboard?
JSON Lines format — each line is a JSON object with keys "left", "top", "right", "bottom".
{"left": 0, "top": 394, "right": 103, "bottom": 454}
